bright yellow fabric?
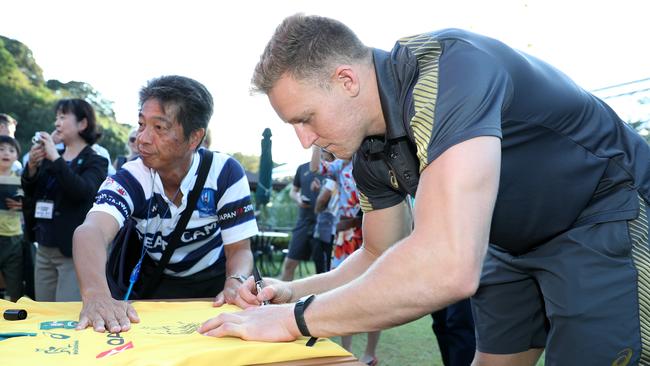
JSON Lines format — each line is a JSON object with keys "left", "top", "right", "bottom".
{"left": 0, "top": 298, "right": 350, "bottom": 365}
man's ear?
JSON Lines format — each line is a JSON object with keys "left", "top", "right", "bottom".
{"left": 189, "top": 127, "right": 206, "bottom": 150}
{"left": 333, "top": 65, "right": 360, "bottom": 97}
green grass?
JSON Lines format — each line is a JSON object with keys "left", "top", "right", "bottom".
{"left": 291, "top": 261, "right": 441, "bottom": 364}
{"left": 334, "top": 316, "right": 441, "bottom": 365}
{"left": 289, "top": 260, "right": 545, "bottom": 365}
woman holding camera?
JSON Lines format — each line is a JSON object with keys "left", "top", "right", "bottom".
{"left": 22, "top": 99, "right": 107, "bottom": 301}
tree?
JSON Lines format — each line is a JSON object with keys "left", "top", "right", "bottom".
{"left": 0, "top": 36, "right": 44, "bottom": 86}
{"left": 0, "top": 34, "right": 130, "bottom": 158}
{"left": 231, "top": 152, "right": 261, "bottom": 173}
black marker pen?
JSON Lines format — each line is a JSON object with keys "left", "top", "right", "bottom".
{"left": 252, "top": 266, "right": 270, "bottom": 306}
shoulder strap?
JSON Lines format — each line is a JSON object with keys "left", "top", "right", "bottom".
{"left": 141, "top": 150, "right": 214, "bottom": 297}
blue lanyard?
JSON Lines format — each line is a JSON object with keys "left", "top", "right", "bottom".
{"left": 123, "top": 177, "right": 181, "bottom": 301}
{"left": 123, "top": 198, "right": 153, "bottom": 301}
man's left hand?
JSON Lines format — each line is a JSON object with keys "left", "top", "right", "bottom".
{"left": 199, "top": 303, "right": 300, "bottom": 342}
{"left": 213, "top": 277, "right": 250, "bottom": 308}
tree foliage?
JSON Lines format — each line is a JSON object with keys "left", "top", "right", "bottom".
{"left": 231, "top": 152, "right": 261, "bottom": 173}
{"left": 0, "top": 35, "right": 130, "bottom": 158}
{"left": 257, "top": 184, "right": 297, "bottom": 230}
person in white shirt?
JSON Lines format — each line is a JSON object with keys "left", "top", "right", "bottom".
{"left": 73, "top": 75, "right": 258, "bottom": 334}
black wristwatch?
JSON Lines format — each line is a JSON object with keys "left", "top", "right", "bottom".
{"left": 294, "top": 294, "right": 316, "bottom": 337}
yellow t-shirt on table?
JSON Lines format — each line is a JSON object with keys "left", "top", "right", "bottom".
{"left": 0, "top": 298, "right": 350, "bottom": 366}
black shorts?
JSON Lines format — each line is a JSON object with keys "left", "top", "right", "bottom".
{"left": 472, "top": 197, "right": 649, "bottom": 365}
{"left": 142, "top": 259, "right": 225, "bottom": 299}
{"left": 287, "top": 218, "right": 315, "bottom": 261}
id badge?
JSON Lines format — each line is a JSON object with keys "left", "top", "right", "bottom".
{"left": 34, "top": 200, "right": 54, "bottom": 219}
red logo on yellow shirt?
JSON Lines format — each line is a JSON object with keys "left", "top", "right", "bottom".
{"left": 96, "top": 341, "right": 134, "bottom": 359}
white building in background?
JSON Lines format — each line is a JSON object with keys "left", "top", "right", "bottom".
{"left": 272, "top": 161, "right": 301, "bottom": 181}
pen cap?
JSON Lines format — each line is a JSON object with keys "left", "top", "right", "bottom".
{"left": 3, "top": 309, "right": 27, "bottom": 321}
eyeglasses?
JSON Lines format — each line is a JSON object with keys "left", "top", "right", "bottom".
{"left": 129, "top": 137, "right": 136, "bottom": 143}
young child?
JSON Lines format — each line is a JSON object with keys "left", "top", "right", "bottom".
{"left": 0, "top": 135, "right": 23, "bottom": 301}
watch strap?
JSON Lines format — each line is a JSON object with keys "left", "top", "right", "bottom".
{"left": 228, "top": 274, "right": 248, "bottom": 284}
{"left": 294, "top": 294, "right": 316, "bottom": 337}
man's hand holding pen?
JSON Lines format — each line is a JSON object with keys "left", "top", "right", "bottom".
{"left": 253, "top": 267, "right": 270, "bottom": 306}
{"left": 230, "top": 275, "right": 293, "bottom": 308}
{"left": 199, "top": 268, "right": 302, "bottom": 342}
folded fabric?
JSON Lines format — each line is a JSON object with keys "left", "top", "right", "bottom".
{"left": 0, "top": 298, "right": 349, "bottom": 365}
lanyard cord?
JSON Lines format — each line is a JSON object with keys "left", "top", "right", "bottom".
{"left": 124, "top": 171, "right": 182, "bottom": 301}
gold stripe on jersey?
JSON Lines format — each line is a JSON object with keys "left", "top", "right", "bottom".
{"left": 358, "top": 190, "right": 373, "bottom": 213}
{"left": 630, "top": 196, "right": 650, "bottom": 364}
{"left": 398, "top": 34, "right": 442, "bottom": 173}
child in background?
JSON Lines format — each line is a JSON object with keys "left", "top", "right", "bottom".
{"left": 0, "top": 135, "right": 23, "bottom": 301}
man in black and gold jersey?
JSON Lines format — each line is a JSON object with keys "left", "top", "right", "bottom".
{"left": 199, "top": 14, "right": 650, "bottom": 366}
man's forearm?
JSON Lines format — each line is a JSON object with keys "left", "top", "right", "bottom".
{"left": 304, "top": 235, "right": 472, "bottom": 338}
{"left": 299, "top": 137, "right": 500, "bottom": 337}
{"left": 73, "top": 224, "right": 112, "bottom": 299}
{"left": 287, "top": 247, "right": 376, "bottom": 301}
{"left": 225, "top": 244, "right": 254, "bottom": 278}
{"left": 289, "top": 187, "right": 301, "bottom": 205}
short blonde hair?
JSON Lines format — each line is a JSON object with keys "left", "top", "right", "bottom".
{"left": 252, "top": 13, "right": 371, "bottom": 94}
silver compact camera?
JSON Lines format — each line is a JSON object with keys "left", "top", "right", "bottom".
{"left": 31, "top": 132, "right": 42, "bottom": 144}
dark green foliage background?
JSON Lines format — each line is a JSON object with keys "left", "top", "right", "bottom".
{"left": 0, "top": 35, "right": 130, "bottom": 158}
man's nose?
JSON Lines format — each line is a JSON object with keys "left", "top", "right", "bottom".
{"left": 294, "top": 124, "right": 318, "bottom": 149}
{"left": 137, "top": 126, "right": 152, "bottom": 144}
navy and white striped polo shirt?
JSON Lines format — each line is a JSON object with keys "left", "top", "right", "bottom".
{"left": 91, "top": 148, "right": 258, "bottom": 276}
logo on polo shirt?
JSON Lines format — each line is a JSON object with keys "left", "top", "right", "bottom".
{"left": 217, "top": 203, "right": 254, "bottom": 222}
{"left": 197, "top": 188, "right": 216, "bottom": 217}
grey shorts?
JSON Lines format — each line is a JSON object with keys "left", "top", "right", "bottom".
{"left": 472, "top": 198, "right": 649, "bottom": 365}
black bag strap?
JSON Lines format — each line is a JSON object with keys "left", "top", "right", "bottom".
{"left": 140, "top": 150, "right": 214, "bottom": 297}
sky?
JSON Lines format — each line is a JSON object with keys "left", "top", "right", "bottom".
{"left": 2, "top": 0, "right": 648, "bottom": 170}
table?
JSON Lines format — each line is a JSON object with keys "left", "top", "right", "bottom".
{"left": 257, "top": 355, "right": 364, "bottom": 365}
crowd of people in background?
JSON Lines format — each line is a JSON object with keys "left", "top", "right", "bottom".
{"left": 0, "top": 103, "right": 122, "bottom": 302}
{"left": 0, "top": 81, "right": 242, "bottom": 305}
{"left": 0, "top": 77, "right": 258, "bottom": 335}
